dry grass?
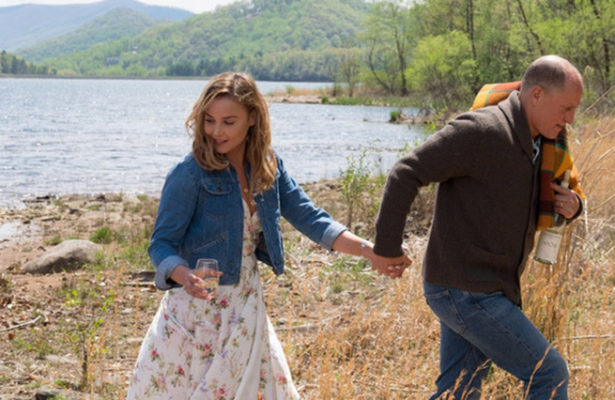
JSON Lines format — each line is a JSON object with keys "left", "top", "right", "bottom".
{"left": 279, "top": 114, "right": 615, "bottom": 399}
{"left": 0, "top": 117, "right": 613, "bottom": 399}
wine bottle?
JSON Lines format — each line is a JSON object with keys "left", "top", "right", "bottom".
{"left": 534, "top": 170, "right": 571, "bottom": 265}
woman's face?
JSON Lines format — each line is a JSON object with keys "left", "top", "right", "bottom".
{"left": 204, "top": 95, "right": 255, "bottom": 164}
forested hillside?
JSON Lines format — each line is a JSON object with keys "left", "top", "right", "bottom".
{"left": 42, "top": 0, "right": 368, "bottom": 80}
{"left": 4, "top": 0, "right": 613, "bottom": 110}
{"left": 18, "top": 8, "right": 167, "bottom": 63}
{"left": 0, "top": 0, "right": 192, "bottom": 51}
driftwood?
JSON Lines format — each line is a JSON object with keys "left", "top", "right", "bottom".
{"left": 0, "top": 315, "right": 42, "bottom": 332}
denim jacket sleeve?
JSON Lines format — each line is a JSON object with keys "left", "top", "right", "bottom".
{"left": 147, "top": 160, "right": 198, "bottom": 290}
{"left": 277, "top": 156, "right": 347, "bottom": 250}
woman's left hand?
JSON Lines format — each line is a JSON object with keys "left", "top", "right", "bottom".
{"left": 170, "top": 265, "right": 218, "bottom": 300}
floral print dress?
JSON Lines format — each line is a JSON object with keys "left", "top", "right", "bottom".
{"left": 127, "top": 200, "right": 299, "bottom": 399}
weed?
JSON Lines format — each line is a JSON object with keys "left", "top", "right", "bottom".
{"left": 65, "top": 289, "right": 81, "bottom": 308}
{"left": 54, "top": 379, "right": 71, "bottom": 389}
{"left": 53, "top": 198, "right": 65, "bottom": 208}
{"left": 45, "top": 236, "right": 63, "bottom": 246}
{"left": 339, "top": 152, "right": 370, "bottom": 230}
{"left": 389, "top": 109, "right": 402, "bottom": 122}
{"left": 338, "top": 151, "right": 386, "bottom": 237}
{"left": 90, "top": 227, "right": 113, "bottom": 244}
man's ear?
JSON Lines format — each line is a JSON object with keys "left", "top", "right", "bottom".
{"left": 529, "top": 85, "right": 544, "bottom": 105}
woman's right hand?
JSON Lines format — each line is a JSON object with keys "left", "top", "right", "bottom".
{"left": 170, "top": 265, "right": 219, "bottom": 300}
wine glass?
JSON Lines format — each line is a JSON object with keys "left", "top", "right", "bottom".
{"left": 194, "top": 258, "right": 219, "bottom": 290}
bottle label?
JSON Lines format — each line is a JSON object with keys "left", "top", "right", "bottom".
{"left": 534, "top": 229, "right": 563, "bottom": 264}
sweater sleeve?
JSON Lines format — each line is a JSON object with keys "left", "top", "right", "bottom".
{"left": 373, "top": 114, "right": 484, "bottom": 257}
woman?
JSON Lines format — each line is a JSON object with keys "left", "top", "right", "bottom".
{"left": 127, "top": 72, "right": 381, "bottom": 399}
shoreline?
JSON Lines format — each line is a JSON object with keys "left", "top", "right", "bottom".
{"left": 0, "top": 180, "right": 346, "bottom": 273}
{"left": 0, "top": 73, "right": 332, "bottom": 84}
{"left": 0, "top": 192, "right": 153, "bottom": 273}
{"left": 0, "top": 74, "right": 432, "bottom": 110}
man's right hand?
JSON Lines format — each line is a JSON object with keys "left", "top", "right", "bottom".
{"left": 370, "top": 252, "right": 412, "bottom": 278}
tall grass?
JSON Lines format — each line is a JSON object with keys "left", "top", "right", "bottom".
{"left": 274, "top": 115, "right": 615, "bottom": 399}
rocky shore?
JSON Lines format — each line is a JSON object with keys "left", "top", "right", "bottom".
{"left": 0, "top": 193, "right": 154, "bottom": 274}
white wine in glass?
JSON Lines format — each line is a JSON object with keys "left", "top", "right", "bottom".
{"left": 194, "top": 258, "right": 219, "bottom": 290}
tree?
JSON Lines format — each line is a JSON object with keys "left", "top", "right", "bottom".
{"left": 330, "top": 48, "right": 363, "bottom": 97}
{"left": 587, "top": 0, "right": 612, "bottom": 91}
{"left": 359, "top": 0, "right": 614, "bottom": 108}
{"left": 1, "top": 50, "right": 9, "bottom": 73}
{"left": 405, "top": 31, "right": 477, "bottom": 107}
{"left": 360, "top": 0, "right": 415, "bottom": 95}
{"left": 514, "top": 0, "right": 546, "bottom": 55}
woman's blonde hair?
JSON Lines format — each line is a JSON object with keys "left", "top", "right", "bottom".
{"left": 186, "top": 72, "right": 277, "bottom": 193}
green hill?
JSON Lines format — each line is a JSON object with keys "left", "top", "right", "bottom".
{"left": 18, "top": 8, "right": 166, "bottom": 63}
{"left": 0, "top": 0, "right": 192, "bottom": 51}
{"left": 44, "top": 0, "right": 369, "bottom": 81}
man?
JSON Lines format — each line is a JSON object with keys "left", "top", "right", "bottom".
{"left": 371, "top": 55, "right": 583, "bottom": 399}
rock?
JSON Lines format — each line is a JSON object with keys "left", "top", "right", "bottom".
{"left": 45, "top": 354, "right": 79, "bottom": 365}
{"left": 35, "top": 388, "right": 80, "bottom": 400}
{"left": 22, "top": 240, "right": 102, "bottom": 274}
{"left": 390, "top": 111, "right": 413, "bottom": 123}
{"left": 390, "top": 111, "right": 435, "bottom": 125}
{"left": 130, "top": 270, "right": 155, "bottom": 282}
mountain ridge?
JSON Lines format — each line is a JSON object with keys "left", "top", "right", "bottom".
{"left": 43, "top": 0, "right": 368, "bottom": 80}
{"left": 17, "top": 8, "right": 167, "bottom": 63}
{"left": 0, "top": 0, "right": 193, "bottom": 51}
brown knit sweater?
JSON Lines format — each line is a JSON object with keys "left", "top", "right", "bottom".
{"left": 374, "top": 92, "right": 541, "bottom": 306}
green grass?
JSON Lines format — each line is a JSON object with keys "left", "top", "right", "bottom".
{"left": 90, "top": 227, "right": 113, "bottom": 244}
{"left": 328, "top": 96, "right": 415, "bottom": 107}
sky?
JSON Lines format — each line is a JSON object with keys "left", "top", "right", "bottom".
{"left": 0, "top": 0, "right": 237, "bottom": 14}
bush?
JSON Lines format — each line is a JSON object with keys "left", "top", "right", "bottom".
{"left": 389, "top": 109, "right": 402, "bottom": 122}
{"left": 406, "top": 30, "right": 477, "bottom": 108}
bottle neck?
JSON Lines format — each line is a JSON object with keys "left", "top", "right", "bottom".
{"left": 552, "top": 169, "right": 572, "bottom": 228}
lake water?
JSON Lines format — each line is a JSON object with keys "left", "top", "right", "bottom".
{"left": 0, "top": 78, "right": 426, "bottom": 208}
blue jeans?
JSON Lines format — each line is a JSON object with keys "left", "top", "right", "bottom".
{"left": 423, "top": 282, "right": 569, "bottom": 400}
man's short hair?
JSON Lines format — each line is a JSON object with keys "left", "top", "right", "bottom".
{"left": 521, "top": 56, "right": 571, "bottom": 93}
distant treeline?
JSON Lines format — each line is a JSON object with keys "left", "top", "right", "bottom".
{"left": 0, "top": 50, "right": 56, "bottom": 76}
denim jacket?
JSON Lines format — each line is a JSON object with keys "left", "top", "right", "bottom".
{"left": 148, "top": 152, "right": 347, "bottom": 290}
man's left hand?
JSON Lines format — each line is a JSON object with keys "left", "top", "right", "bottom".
{"left": 552, "top": 182, "right": 580, "bottom": 219}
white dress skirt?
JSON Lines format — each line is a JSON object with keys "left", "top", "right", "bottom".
{"left": 127, "top": 200, "right": 299, "bottom": 399}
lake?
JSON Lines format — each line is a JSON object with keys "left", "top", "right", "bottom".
{"left": 0, "top": 78, "right": 426, "bottom": 208}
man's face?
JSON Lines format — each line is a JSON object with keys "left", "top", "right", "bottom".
{"left": 528, "top": 78, "right": 583, "bottom": 139}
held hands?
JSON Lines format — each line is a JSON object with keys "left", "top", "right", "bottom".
{"left": 333, "top": 232, "right": 411, "bottom": 278}
{"left": 552, "top": 182, "right": 580, "bottom": 219}
{"left": 170, "top": 265, "right": 223, "bottom": 300}
{"left": 365, "top": 246, "right": 412, "bottom": 279}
